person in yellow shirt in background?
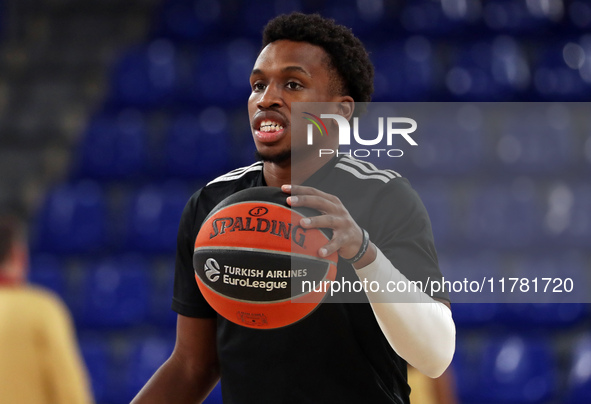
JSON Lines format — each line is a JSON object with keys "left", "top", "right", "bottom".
{"left": 0, "top": 213, "right": 94, "bottom": 404}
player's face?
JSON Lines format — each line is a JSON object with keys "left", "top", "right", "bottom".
{"left": 248, "top": 40, "right": 341, "bottom": 164}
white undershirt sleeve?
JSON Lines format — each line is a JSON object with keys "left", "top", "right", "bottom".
{"left": 355, "top": 247, "right": 456, "bottom": 378}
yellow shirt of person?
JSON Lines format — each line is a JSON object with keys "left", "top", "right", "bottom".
{"left": 0, "top": 284, "right": 94, "bottom": 404}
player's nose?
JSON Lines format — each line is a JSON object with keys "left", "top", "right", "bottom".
{"left": 257, "top": 84, "right": 283, "bottom": 110}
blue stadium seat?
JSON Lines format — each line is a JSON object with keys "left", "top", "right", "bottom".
{"left": 543, "top": 183, "right": 591, "bottom": 248}
{"left": 372, "top": 38, "right": 439, "bottom": 101}
{"left": 320, "top": 0, "right": 381, "bottom": 38}
{"left": 73, "top": 110, "right": 148, "bottom": 181}
{"left": 402, "top": 105, "right": 486, "bottom": 175}
{"left": 452, "top": 338, "right": 480, "bottom": 402}
{"left": 399, "top": 0, "right": 460, "bottom": 35}
{"left": 33, "top": 181, "right": 108, "bottom": 255}
{"left": 123, "top": 335, "right": 175, "bottom": 402}
{"left": 121, "top": 183, "right": 190, "bottom": 254}
{"left": 28, "top": 254, "right": 67, "bottom": 298}
{"left": 152, "top": 0, "right": 224, "bottom": 41}
{"left": 72, "top": 255, "right": 150, "bottom": 329}
{"left": 445, "top": 37, "right": 530, "bottom": 100}
{"left": 235, "top": 0, "right": 303, "bottom": 39}
{"left": 462, "top": 183, "right": 542, "bottom": 249}
{"left": 493, "top": 105, "right": 575, "bottom": 175}
{"left": 565, "top": 184, "right": 591, "bottom": 247}
{"left": 149, "top": 259, "right": 177, "bottom": 329}
{"left": 496, "top": 252, "right": 587, "bottom": 326}
{"left": 453, "top": 303, "right": 500, "bottom": 329}
{"left": 79, "top": 337, "right": 110, "bottom": 404}
{"left": 474, "top": 335, "right": 556, "bottom": 403}
{"left": 532, "top": 43, "right": 591, "bottom": 100}
{"left": 568, "top": 1, "right": 591, "bottom": 32}
{"left": 482, "top": 0, "right": 557, "bottom": 34}
{"left": 163, "top": 111, "right": 232, "bottom": 180}
{"left": 233, "top": 129, "right": 258, "bottom": 168}
{"left": 183, "top": 39, "right": 257, "bottom": 107}
{"left": 564, "top": 335, "right": 591, "bottom": 403}
{"left": 110, "top": 39, "right": 179, "bottom": 108}
{"left": 498, "top": 303, "right": 588, "bottom": 329}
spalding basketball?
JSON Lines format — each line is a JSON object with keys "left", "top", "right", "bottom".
{"left": 193, "top": 187, "right": 338, "bottom": 329}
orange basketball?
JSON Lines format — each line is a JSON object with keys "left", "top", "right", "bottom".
{"left": 193, "top": 187, "right": 338, "bottom": 329}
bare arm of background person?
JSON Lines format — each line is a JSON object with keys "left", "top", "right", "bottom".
{"left": 131, "top": 316, "right": 219, "bottom": 404}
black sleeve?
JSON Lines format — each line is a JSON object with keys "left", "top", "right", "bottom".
{"left": 371, "top": 178, "right": 450, "bottom": 303}
{"left": 171, "top": 189, "right": 217, "bottom": 318}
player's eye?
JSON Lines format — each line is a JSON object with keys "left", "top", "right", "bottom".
{"left": 252, "top": 82, "right": 266, "bottom": 92}
{"left": 286, "top": 81, "right": 303, "bottom": 90}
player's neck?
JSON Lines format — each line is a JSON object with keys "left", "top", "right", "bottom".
{"left": 263, "top": 160, "right": 291, "bottom": 188}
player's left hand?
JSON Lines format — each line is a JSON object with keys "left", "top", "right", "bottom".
{"left": 282, "top": 184, "right": 368, "bottom": 262}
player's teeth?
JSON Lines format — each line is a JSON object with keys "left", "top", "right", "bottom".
{"left": 258, "top": 121, "right": 283, "bottom": 131}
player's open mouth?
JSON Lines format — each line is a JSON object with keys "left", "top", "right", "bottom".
{"left": 259, "top": 120, "right": 284, "bottom": 132}
{"left": 255, "top": 120, "right": 286, "bottom": 143}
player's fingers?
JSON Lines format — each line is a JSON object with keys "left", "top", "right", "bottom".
{"left": 288, "top": 194, "right": 338, "bottom": 214}
{"left": 318, "top": 232, "right": 354, "bottom": 258}
{"left": 318, "top": 238, "right": 340, "bottom": 257}
{"left": 287, "top": 184, "right": 341, "bottom": 204}
{"left": 300, "top": 214, "right": 340, "bottom": 229}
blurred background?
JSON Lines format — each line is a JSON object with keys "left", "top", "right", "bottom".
{"left": 0, "top": 0, "right": 590, "bottom": 403}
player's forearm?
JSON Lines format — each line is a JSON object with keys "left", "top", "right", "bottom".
{"left": 355, "top": 247, "right": 456, "bottom": 378}
{"left": 131, "top": 352, "right": 220, "bottom": 404}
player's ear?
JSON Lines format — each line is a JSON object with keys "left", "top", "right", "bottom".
{"left": 337, "top": 97, "right": 354, "bottom": 121}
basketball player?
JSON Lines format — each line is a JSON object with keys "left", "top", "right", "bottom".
{"left": 132, "top": 13, "right": 455, "bottom": 404}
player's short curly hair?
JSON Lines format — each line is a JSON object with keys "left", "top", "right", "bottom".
{"left": 262, "top": 12, "right": 374, "bottom": 103}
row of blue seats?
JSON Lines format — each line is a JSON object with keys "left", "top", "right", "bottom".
{"left": 79, "top": 333, "right": 222, "bottom": 404}
{"left": 30, "top": 179, "right": 591, "bottom": 254}
{"left": 417, "top": 180, "right": 591, "bottom": 249}
{"left": 151, "top": 0, "right": 591, "bottom": 42}
{"left": 369, "top": 36, "right": 591, "bottom": 101}
{"left": 29, "top": 254, "right": 176, "bottom": 329}
{"left": 28, "top": 251, "right": 591, "bottom": 330}
{"left": 454, "top": 333, "right": 591, "bottom": 403}
{"left": 73, "top": 107, "right": 591, "bottom": 182}
{"left": 107, "top": 33, "right": 591, "bottom": 109}
{"left": 32, "top": 181, "right": 188, "bottom": 255}
{"left": 71, "top": 109, "right": 253, "bottom": 181}
{"left": 77, "top": 329, "right": 591, "bottom": 404}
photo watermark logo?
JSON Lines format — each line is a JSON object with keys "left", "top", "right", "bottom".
{"left": 304, "top": 112, "right": 418, "bottom": 158}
